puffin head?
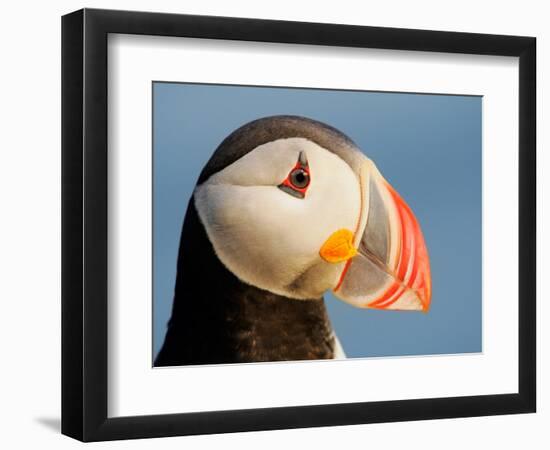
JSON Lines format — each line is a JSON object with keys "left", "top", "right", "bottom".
{"left": 193, "top": 115, "right": 431, "bottom": 311}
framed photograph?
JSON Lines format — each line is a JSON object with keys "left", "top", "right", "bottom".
{"left": 61, "top": 8, "right": 536, "bottom": 441}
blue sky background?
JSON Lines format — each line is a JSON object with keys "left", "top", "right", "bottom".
{"left": 153, "top": 82, "right": 482, "bottom": 361}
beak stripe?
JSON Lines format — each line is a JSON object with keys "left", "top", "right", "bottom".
{"left": 366, "top": 183, "right": 429, "bottom": 311}
{"left": 406, "top": 210, "right": 422, "bottom": 291}
{"left": 389, "top": 184, "right": 431, "bottom": 310}
{"left": 372, "top": 286, "right": 406, "bottom": 308}
{"left": 393, "top": 185, "right": 414, "bottom": 283}
{"left": 367, "top": 281, "right": 401, "bottom": 307}
{"left": 409, "top": 205, "right": 431, "bottom": 305}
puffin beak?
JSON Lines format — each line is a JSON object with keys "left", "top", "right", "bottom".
{"left": 320, "top": 161, "right": 431, "bottom": 312}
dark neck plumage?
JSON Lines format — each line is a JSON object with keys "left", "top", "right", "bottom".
{"left": 154, "top": 200, "right": 335, "bottom": 367}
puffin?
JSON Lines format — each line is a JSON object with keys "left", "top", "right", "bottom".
{"left": 155, "top": 115, "right": 431, "bottom": 366}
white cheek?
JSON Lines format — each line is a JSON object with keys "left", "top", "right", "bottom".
{"left": 195, "top": 139, "right": 363, "bottom": 299}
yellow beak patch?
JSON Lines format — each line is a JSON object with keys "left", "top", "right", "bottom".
{"left": 319, "top": 229, "right": 358, "bottom": 263}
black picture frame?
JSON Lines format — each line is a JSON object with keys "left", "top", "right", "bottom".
{"left": 61, "top": 8, "right": 536, "bottom": 442}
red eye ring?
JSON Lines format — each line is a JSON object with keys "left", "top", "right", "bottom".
{"left": 278, "top": 152, "right": 310, "bottom": 199}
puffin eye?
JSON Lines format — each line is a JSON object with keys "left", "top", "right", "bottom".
{"left": 289, "top": 168, "right": 310, "bottom": 189}
{"left": 278, "top": 151, "right": 311, "bottom": 199}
